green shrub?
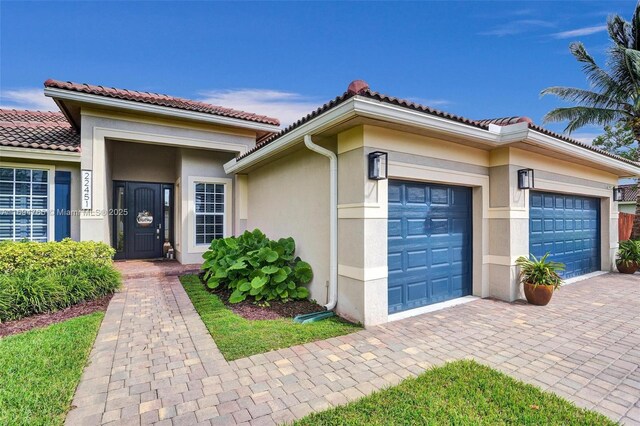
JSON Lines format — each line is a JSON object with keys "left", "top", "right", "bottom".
{"left": 0, "top": 261, "right": 121, "bottom": 322}
{"left": 202, "top": 229, "right": 313, "bottom": 303}
{"left": 0, "top": 240, "right": 121, "bottom": 322}
{"left": 616, "top": 239, "right": 640, "bottom": 266}
{"left": 0, "top": 239, "right": 115, "bottom": 274}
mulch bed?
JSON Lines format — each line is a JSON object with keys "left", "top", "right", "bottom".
{"left": 0, "top": 295, "right": 113, "bottom": 338}
{"left": 199, "top": 274, "right": 326, "bottom": 320}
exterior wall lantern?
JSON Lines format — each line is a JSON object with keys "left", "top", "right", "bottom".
{"left": 613, "top": 187, "right": 624, "bottom": 202}
{"left": 517, "top": 168, "right": 534, "bottom": 190}
{"left": 368, "top": 151, "right": 388, "bottom": 180}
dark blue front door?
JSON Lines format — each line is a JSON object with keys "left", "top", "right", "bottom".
{"left": 529, "top": 191, "right": 600, "bottom": 278}
{"left": 388, "top": 180, "right": 472, "bottom": 314}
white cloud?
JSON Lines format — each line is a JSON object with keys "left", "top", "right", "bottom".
{"left": 407, "top": 97, "right": 452, "bottom": 107}
{"left": 0, "top": 88, "right": 57, "bottom": 111}
{"left": 551, "top": 25, "right": 607, "bottom": 39}
{"left": 479, "top": 19, "right": 555, "bottom": 37}
{"left": 198, "top": 89, "right": 323, "bottom": 127}
{"left": 571, "top": 132, "right": 601, "bottom": 144}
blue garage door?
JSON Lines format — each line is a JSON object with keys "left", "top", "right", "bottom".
{"left": 388, "top": 180, "right": 472, "bottom": 314}
{"left": 529, "top": 191, "right": 600, "bottom": 278}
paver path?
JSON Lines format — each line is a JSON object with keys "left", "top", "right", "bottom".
{"left": 66, "top": 273, "right": 640, "bottom": 425}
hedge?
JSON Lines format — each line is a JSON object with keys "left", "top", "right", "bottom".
{"left": 0, "top": 240, "right": 121, "bottom": 322}
{"left": 0, "top": 239, "right": 114, "bottom": 274}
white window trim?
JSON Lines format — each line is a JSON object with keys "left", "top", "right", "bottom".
{"left": 0, "top": 162, "right": 56, "bottom": 242}
{"left": 187, "top": 176, "right": 232, "bottom": 254}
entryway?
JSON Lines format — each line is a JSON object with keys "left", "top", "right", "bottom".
{"left": 113, "top": 181, "right": 173, "bottom": 260}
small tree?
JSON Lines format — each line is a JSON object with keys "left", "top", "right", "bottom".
{"left": 592, "top": 121, "right": 637, "bottom": 161}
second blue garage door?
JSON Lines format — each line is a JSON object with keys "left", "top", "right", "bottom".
{"left": 388, "top": 180, "right": 472, "bottom": 314}
{"left": 529, "top": 191, "right": 600, "bottom": 278}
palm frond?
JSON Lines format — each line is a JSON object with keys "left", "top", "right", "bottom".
{"left": 607, "top": 46, "right": 640, "bottom": 99}
{"left": 608, "top": 14, "right": 631, "bottom": 47}
{"left": 632, "top": 1, "right": 640, "bottom": 50}
{"left": 569, "top": 43, "right": 629, "bottom": 97}
{"left": 542, "top": 106, "right": 629, "bottom": 133}
{"left": 540, "top": 86, "right": 630, "bottom": 109}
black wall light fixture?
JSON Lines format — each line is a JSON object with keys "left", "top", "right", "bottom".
{"left": 517, "top": 168, "right": 534, "bottom": 189}
{"left": 613, "top": 187, "right": 623, "bottom": 202}
{"left": 368, "top": 151, "right": 388, "bottom": 180}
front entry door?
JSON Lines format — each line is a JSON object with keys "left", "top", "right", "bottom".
{"left": 125, "top": 182, "right": 163, "bottom": 259}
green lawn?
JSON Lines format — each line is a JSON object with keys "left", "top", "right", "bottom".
{"left": 296, "top": 360, "right": 614, "bottom": 426}
{"left": 0, "top": 312, "right": 104, "bottom": 426}
{"left": 181, "top": 274, "right": 360, "bottom": 361}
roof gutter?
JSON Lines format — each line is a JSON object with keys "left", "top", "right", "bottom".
{"left": 303, "top": 135, "right": 338, "bottom": 311}
{"left": 44, "top": 87, "right": 281, "bottom": 134}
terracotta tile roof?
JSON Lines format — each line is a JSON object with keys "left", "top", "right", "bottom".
{"left": 0, "top": 109, "right": 80, "bottom": 152}
{"left": 44, "top": 79, "right": 280, "bottom": 127}
{"left": 480, "top": 116, "right": 638, "bottom": 167}
{"left": 619, "top": 184, "right": 638, "bottom": 202}
{"left": 238, "top": 80, "right": 639, "bottom": 169}
{"left": 237, "top": 81, "right": 486, "bottom": 160}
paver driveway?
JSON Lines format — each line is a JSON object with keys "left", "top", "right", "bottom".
{"left": 66, "top": 272, "right": 640, "bottom": 425}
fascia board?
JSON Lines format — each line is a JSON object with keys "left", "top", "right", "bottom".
{"left": 224, "top": 99, "right": 358, "bottom": 173}
{"left": 526, "top": 129, "right": 640, "bottom": 177}
{"left": 44, "top": 87, "right": 280, "bottom": 133}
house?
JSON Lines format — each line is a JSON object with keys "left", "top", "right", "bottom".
{"left": 1, "top": 79, "right": 638, "bottom": 326}
{"left": 617, "top": 184, "right": 637, "bottom": 214}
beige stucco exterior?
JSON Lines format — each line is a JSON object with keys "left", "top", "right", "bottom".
{"left": 5, "top": 87, "right": 636, "bottom": 328}
{"left": 236, "top": 122, "right": 625, "bottom": 326}
{"left": 244, "top": 147, "right": 333, "bottom": 306}
{"left": 74, "top": 108, "right": 258, "bottom": 263}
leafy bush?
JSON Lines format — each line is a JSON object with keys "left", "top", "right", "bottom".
{"left": 0, "top": 261, "right": 121, "bottom": 322}
{"left": 616, "top": 239, "right": 640, "bottom": 266}
{"left": 0, "top": 239, "right": 114, "bottom": 274}
{"left": 0, "top": 240, "right": 121, "bottom": 322}
{"left": 202, "top": 229, "right": 313, "bottom": 303}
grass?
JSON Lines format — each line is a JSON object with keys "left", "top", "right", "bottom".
{"left": 296, "top": 360, "right": 615, "bottom": 426}
{"left": 0, "top": 312, "right": 104, "bottom": 426}
{"left": 180, "top": 274, "right": 361, "bottom": 361}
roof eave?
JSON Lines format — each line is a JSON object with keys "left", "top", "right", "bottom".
{"left": 525, "top": 129, "right": 640, "bottom": 177}
{"left": 44, "top": 87, "right": 281, "bottom": 134}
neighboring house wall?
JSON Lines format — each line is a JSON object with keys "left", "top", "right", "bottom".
{"left": 245, "top": 146, "right": 333, "bottom": 306}
{"left": 619, "top": 203, "right": 635, "bottom": 214}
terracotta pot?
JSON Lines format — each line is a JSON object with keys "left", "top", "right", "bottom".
{"left": 616, "top": 261, "right": 638, "bottom": 274}
{"left": 523, "top": 282, "right": 554, "bottom": 306}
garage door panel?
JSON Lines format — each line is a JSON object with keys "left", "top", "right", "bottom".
{"left": 388, "top": 180, "right": 472, "bottom": 314}
{"left": 529, "top": 191, "right": 600, "bottom": 279}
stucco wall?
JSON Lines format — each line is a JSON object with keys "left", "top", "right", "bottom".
{"left": 246, "top": 147, "right": 332, "bottom": 306}
{"left": 176, "top": 148, "right": 236, "bottom": 265}
{"left": 78, "top": 110, "right": 256, "bottom": 252}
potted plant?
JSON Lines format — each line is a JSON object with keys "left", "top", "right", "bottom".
{"left": 515, "top": 253, "right": 564, "bottom": 306}
{"left": 616, "top": 239, "right": 640, "bottom": 274}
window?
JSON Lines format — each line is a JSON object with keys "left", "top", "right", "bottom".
{"left": 195, "top": 182, "right": 224, "bottom": 245}
{"left": 0, "top": 167, "right": 49, "bottom": 242}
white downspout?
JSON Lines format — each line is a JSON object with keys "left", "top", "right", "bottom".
{"left": 303, "top": 135, "right": 338, "bottom": 311}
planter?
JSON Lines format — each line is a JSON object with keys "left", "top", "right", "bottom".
{"left": 523, "top": 282, "right": 554, "bottom": 306}
{"left": 616, "top": 261, "right": 638, "bottom": 274}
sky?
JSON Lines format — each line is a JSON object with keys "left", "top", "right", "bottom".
{"left": 0, "top": 0, "right": 635, "bottom": 141}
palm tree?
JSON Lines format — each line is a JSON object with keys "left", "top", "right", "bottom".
{"left": 541, "top": 3, "right": 640, "bottom": 238}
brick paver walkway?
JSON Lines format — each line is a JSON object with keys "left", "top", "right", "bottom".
{"left": 66, "top": 273, "right": 640, "bottom": 425}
